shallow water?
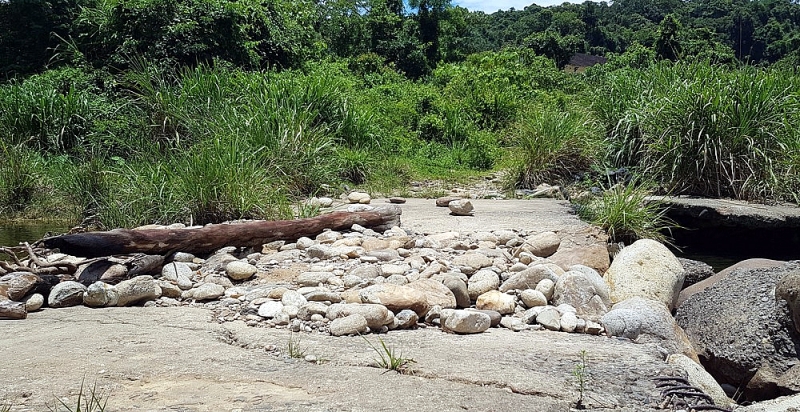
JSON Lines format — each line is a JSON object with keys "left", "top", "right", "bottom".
{"left": 0, "top": 221, "right": 70, "bottom": 248}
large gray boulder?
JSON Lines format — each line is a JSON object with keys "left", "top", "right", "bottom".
{"left": 675, "top": 262, "right": 800, "bottom": 400}
{"left": 602, "top": 297, "right": 697, "bottom": 362}
{"left": 604, "top": 239, "right": 685, "bottom": 310}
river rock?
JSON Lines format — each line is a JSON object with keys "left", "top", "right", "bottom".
{"left": 23, "top": 293, "right": 44, "bottom": 311}
{"left": 436, "top": 196, "right": 459, "bottom": 207}
{"left": 0, "top": 272, "right": 40, "bottom": 301}
{"left": 499, "top": 265, "right": 558, "bottom": 293}
{"left": 440, "top": 276, "right": 470, "bottom": 308}
{"left": 536, "top": 307, "right": 561, "bottom": 331}
{"left": 326, "top": 303, "right": 393, "bottom": 329}
{"left": 394, "top": 309, "right": 419, "bottom": 329}
{"left": 225, "top": 261, "right": 257, "bottom": 281}
{"left": 158, "top": 280, "right": 182, "bottom": 298}
{"left": 281, "top": 290, "right": 308, "bottom": 307}
{"left": 297, "top": 271, "right": 334, "bottom": 287}
{"left": 553, "top": 270, "right": 610, "bottom": 320}
{"left": 520, "top": 231, "right": 561, "bottom": 257}
{"left": 304, "top": 290, "right": 342, "bottom": 303}
{"left": 359, "top": 283, "right": 430, "bottom": 317}
{"left": 518, "top": 289, "right": 548, "bottom": 308}
{"left": 548, "top": 243, "right": 610, "bottom": 274}
{"left": 330, "top": 314, "right": 369, "bottom": 336}
{"left": 349, "top": 265, "right": 383, "bottom": 280}
{"left": 453, "top": 252, "right": 492, "bottom": 275}
{"left": 468, "top": 269, "right": 500, "bottom": 300}
{"left": 191, "top": 283, "right": 225, "bottom": 300}
{"left": 116, "top": 276, "right": 161, "bottom": 306}
{"left": 448, "top": 199, "right": 474, "bottom": 216}
{"left": 604, "top": 239, "right": 685, "bottom": 310}
{"left": 475, "top": 290, "right": 515, "bottom": 314}
{"left": 347, "top": 192, "right": 371, "bottom": 204}
{"left": 48, "top": 281, "right": 87, "bottom": 308}
{"left": 83, "top": 281, "right": 119, "bottom": 307}
{"left": 161, "top": 262, "right": 194, "bottom": 290}
{"left": 560, "top": 311, "right": 578, "bottom": 332}
{"left": 678, "top": 258, "right": 715, "bottom": 288}
{"left": 442, "top": 310, "right": 491, "bottom": 334}
{"left": 406, "top": 279, "right": 457, "bottom": 309}
{"left": 465, "top": 308, "right": 502, "bottom": 327}
{"left": 603, "top": 297, "right": 698, "bottom": 362}
{"left": 535, "top": 278, "right": 555, "bottom": 301}
{"left": 297, "top": 302, "right": 328, "bottom": 321}
{"left": 675, "top": 262, "right": 800, "bottom": 398}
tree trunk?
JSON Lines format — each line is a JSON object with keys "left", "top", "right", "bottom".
{"left": 0, "top": 300, "right": 27, "bottom": 320}
{"left": 42, "top": 206, "right": 402, "bottom": 258}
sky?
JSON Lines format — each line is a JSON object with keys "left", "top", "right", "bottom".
{"left": 452, "top": 0, "right": 579, "bottom": 13}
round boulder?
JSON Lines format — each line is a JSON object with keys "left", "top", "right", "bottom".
{"left": 604, "top": 239, "right": 685, "bottom": 310}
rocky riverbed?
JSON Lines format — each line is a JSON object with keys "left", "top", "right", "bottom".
{"left": 1, "top": 195, "right": 799, "bottom": 411}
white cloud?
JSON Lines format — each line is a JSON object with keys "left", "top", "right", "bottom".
{"left": 452, "top": 0, "right": 581, "bottom": 13}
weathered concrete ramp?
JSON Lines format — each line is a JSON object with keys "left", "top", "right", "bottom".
{"left": 652, "top": 196, "right": 800, "bottom": 228}
{"left": 0, "top": 306, "right": 676, "bottom": 411}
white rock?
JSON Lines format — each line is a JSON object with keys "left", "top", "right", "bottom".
{"left": 191, "top": 283, "right": 225, "bottom": 300}
{"left": 258, "top": 300, "right": 284, "bottom": 318}
{"left": 535, "top": 278, "right": 555, "bottom": 301}
{"left": 448, "top": 199, "right": 474, "bottom": 216}
{"left": 442, "top": 310, "right": 491, "bottom": 334}
{"left": 22, "top": 293, "right": 44, "bottom": 312}
{"left": 560, "top": 312, "right": 578, "bottom": 332}
{"left": 330, "top": 314, "right": 369, "bottom": 336}
{"left": 468, "top": 269, "right": 500, "bottom": 300}
{"left": 519, "top": 289, "right": 548, "bottom": 308}
{"left": 281, "top": 290, "right": 308, "bottom": 307}
{"left": 605, "top": 239, "right": 685, "bottom": 310}
{"left": 536, "top": 307, "right": 561, "bottom": 331}
{"left": 475, "top": 290, "right": 516, "bottom": 314}
{"left": 48, "top": 281, "right": 87, "bottom": 308}
{"left": 347, "top": 192, "right": 371, "bottom": 204}
{"left": 225, "top": 261, "right": 258, "bottom": 281}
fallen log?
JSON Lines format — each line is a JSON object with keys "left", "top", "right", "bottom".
{"left": 0, "top": 300, "right": 27, "bottom": 320}
{"left": 41, "top": 206, "right": 402, "bottom": 258}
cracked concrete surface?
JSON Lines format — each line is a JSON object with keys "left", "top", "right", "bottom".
{"left": 1, "top": 306, "right": 677, "bottom": 411}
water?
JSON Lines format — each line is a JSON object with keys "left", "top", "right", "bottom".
{"left": 0, "top": 221, "right": 70, "bottom": 249}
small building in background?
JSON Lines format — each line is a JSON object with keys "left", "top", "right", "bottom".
{"left": 564, "top": 53, "right": 607, "bottom": 72}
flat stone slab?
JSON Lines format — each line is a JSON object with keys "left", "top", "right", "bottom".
{"left": 0, "top": 306, "right": 679, "bottom": 411}
{"left": 650, "top": 196, "right": 800, "bottom": 228}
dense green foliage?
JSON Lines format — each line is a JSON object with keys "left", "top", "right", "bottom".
{"left": 1, "top": 0, "right": 799, "bottom": 228}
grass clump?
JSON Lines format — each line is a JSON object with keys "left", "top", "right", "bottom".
{"left": 362, "top": 335, "right": 416, "bottom": 374}
{"left": 574, "top": 180, "right": 676, "bottom": 245}
{"left": 47, "top": 378, "right": 108, "bottom": 412}
{"left": 286, "top": 332, "right": 306, "bottom": 359}
{"left": 508, "top": 105, "right": 602, "bottom": 189}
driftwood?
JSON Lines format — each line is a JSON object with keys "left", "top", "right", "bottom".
{"left": 0, "top": 300, "right": 26, "bottom": 320}
{"left": 42, "top": 206, "right": 402, "bottom": 258}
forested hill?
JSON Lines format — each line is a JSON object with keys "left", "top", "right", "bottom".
{"left": 2, "top": 0, "right": 800, "bottom": 79}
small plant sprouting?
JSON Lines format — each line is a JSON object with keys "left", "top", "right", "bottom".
{"left": 287, "top": 332, "right": 306, "bottom": 359}
{"left": 1, "top": 402, "right": 12, "bottom": 412}
{"left": 361, "top": 335, "right": 416, "bottom": 374}
{"left": 572, "top": 350, "right": 588, "bottom": 410}
{"left": 47, "top": 377, "right": 108, "bottom": 412}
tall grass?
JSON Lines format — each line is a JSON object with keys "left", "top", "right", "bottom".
{"left": 575, "top": 181, "right": 676, "bottom": 245}
{"left": 509, "top": 105, "right": 602, "bottom": 189}
{"left": 592, "top": 61, "right": 800, "bottom": 201}
{"left": 0, "top": 143, "right": 40, "bottom": 214}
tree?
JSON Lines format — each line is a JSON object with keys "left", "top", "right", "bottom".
{"left": 655, "top": 13, "right": 682, "bottom": 60}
